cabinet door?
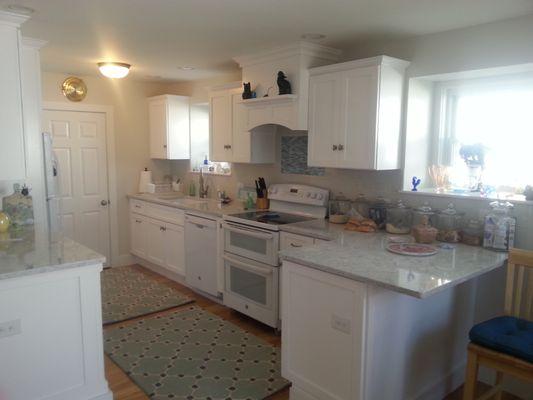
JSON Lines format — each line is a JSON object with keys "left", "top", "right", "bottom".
{"left": 0, "top": 24, "right": 25, "bottom": 180}
{"left": 231, "top": 91, "right": 251, "bottom": 163}
{"left": 280, "top": 232, "right": 315, "bottom": 251}
{"left": 308, "top": 72, "right": 341, "bottom": 168}
{"left": 130, "top": 214, "right": 147, "bottom": 258}
{"left": 149, "top": 98, "right": 168, "bottom": 159}
{"left": 209, "top": 92, "right": 233, "bottom": 162}
{"left": 337, "top": 66, "right": 379, "bottom": 169}
{"left": 145, "top": 218, "right": 166, "bottom": 266}
{"left": 164, "top": 222, "right": 185, "bottom": 276}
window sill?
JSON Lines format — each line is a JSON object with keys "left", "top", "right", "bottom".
{"left": 400, "top": 188, "right": 533, "bottom": 205}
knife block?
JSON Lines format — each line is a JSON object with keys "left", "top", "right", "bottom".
{"left": 256, "top": 198, "right": 270, "bottom": 210}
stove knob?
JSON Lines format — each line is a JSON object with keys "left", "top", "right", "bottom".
{"left": 306, "top": 192, "right": 312, "bottom": 198}
{"left": 311, "top": 193, "right": 317, "bottom": 199}
{"left": 318, "top": 194, "right": 324, "bottom": 200}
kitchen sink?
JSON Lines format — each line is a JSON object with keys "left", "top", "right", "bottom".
{"left": 172, "top": 198, "right": 209, "bottom": 206}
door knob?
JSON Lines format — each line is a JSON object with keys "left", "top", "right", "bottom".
{"left": 101, "top": 200, "right": 108, "bottom": 206}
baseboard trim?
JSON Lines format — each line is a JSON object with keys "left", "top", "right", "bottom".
{"left": 413, "top": 361, "right": 466, "bottom": 400}
{"left": 113, "top": 253, "right": 134, "bottom": 267}
{"left": 89, "top": 390, "right": 113, "bottom": 400}
{"left": 136, "top": 258, "right": 187, "bottom": 285}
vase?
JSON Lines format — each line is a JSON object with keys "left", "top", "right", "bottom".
{"left": 467, "top": 165, "right": 482, "bottom": 192}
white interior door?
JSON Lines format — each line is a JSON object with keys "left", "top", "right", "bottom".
{"left": 42, "top": 110, "right": 111, "bottom": 263}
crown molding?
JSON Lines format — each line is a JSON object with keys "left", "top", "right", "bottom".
{"left": 0, "top": 10, "right": 30, "bottom": 27}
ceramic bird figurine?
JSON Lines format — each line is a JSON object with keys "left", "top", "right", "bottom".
{"left": 277, "top": 71, "right": 291, "bottom": 95}
{"left": 412, "top": 176, "right": 421, "bottom": 191}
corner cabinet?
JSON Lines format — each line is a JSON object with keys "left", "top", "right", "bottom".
{"left": 148, "top": 95, "right": 190, "bottom": 160}
{"left": 0, "top": 11, "right": 29, "bottom": 181}
{"left": 308, "top": 56, "right": 409, "bottom": 170}
{"left": 209, "top": 83, "right": 275, "bottom": 164}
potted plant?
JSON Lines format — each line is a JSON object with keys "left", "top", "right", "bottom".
{"left": 459, "top": 143, "right": 486, "bottom": 192}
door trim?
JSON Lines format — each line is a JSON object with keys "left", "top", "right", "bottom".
{"left": 42, "top": 102, "right": 119, "bottom": 267}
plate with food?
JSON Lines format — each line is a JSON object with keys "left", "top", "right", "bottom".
{"left": 386, "top": 243, "right": 438, "bottom": 257}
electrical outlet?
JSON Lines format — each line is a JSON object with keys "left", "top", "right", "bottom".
{"left": 331, "top": 314, "right": 351, "bottom": 334}
{"left": 0, "top": 319, "right": 21, "bottom": 338}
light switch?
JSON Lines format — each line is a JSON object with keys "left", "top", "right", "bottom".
{"left": 331, "top": 314, "right": 351, "bottom": 334}
{"left": 0, "top": 319, "right": 22, "bottom": 338}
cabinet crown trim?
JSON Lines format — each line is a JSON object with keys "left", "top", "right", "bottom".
{"left": 0, "top": 10, "right": 30, "bottom": 26}
{"left": 310, "top": 55, "right": 410, "bottom": 76}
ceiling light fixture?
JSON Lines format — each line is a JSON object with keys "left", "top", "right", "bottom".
{"left": 301, "top": 33, "right": 326, "bottom": 40}
{"left": 179, "top": 66, "right": 195, "bottom": 71}
{"left": 97, "top": 62, "right": 131, "bottom": 79}
{"left": 6, "top": 4, "right": 35, "bottom": 14}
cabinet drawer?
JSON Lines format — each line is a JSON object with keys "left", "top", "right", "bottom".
{"left": 129, "top": 199, "right": 185, "bottom": 226}
{"left": 280, "top": 232, "right": 315, "bottom": 250}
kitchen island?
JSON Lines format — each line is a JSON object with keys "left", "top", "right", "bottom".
{"left": 0, "top": 228, "right": 112, "bottom": 400}
{"left": 279, "top": 222, "right": 508, "bottom": 400}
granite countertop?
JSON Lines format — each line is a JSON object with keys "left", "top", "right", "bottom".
{"left": 0, "top": 227, "right": 105, "bottom": 280}
{"left": 279, "top": 220, "right": 508, "bottom": 298}
{"left": 128, "top": 193, "right": 247, "bottom": 217}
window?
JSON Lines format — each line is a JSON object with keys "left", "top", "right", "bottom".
{"left": 189, "top": 103, "right": 231, "bottom": 175}
{"left": 434, "top": 74, "right": 533, "bottom": 195}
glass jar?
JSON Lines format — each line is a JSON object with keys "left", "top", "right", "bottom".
{"left": 329, "top": 195, "right": 352, "bottom": 224}
{"left": 436, "top": 203, "right": 463, "bottom": 242}
{"left": 412, "top": 202, "right": 436, "bottom": 228}
{"left": 353, "top": 193, "right": 370, "bottom": 218}
{"left": 483, "top": 201, "right": 516, "bottom": 252}
{"left": 386, "top": 200, "right": 412, "bottom": 234}
{"left": 461, "top": 218, "right": 483, "bottom": 246}
{"left": 368, "top": 196, "right": 390, "bottom": 229}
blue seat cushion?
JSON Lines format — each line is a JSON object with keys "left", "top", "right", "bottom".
{"left": 469, "top": 316, "right": 533, "bottom": 363}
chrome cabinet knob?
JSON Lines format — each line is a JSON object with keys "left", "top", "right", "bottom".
{"left": 332, "top": 145, "right": 338, "bottom": 151}
{"left": 101, "top": 200, "right": 108, "bottom": 206}
{"left": 338, "top": 144, "right": 344, "bottom": 151}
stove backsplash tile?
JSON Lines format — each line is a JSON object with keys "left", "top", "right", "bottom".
{"left": 281, "top": 135, "right": 325, "bottom": 176}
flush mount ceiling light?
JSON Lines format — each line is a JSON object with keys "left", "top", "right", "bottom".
{"left": 301, "top": 33, "right": 326, "bottom": 40}
{"left": 179, "top": 66, "right": 195, "bottom": 71}
{"left": 97, "top": 62, "right": 131, "bottom": 79}
{"left": 6, "top": 4, "right": 35, "bottom": 14}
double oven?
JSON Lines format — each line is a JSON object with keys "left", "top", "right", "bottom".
{"left": 222, "top": 184, "right": 329, "bottom": 328}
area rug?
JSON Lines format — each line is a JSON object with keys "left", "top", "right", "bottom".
{"left": 104, "top": 305, "right": 290, "bottom": 400}
{"left": 101, "top": 266, "right": 193, "bottom": 325}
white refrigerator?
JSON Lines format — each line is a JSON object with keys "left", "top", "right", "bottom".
{"left": 42, "top": 132, "right": 61, "bottom": 239}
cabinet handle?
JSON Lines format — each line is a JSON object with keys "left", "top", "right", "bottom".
{"left": 332, "top": 145, "right": 338, "bottom": 151}
{"left": 135, "top": 204, "right": 141, "bottom": 208}
{"left": 163, "top": 144, "right": 167, "bottom": 148}
{"left": 338, "top": 144, "right": 344, "bottom": 151}
{"left": 135, "top": 219, "right": 142, "bottom": 223}
{"left": 290, "top": 243, "right": 303, "bottom": 248}
{"left": 160, "top": 226, "right": 166, "bottom": 231}
{"left": 227, "top": 144, "right": 231, "bottom": 149}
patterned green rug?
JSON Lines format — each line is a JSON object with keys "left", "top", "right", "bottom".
{"left": 101, "top": 266, "right": 193, "bottom": 325}
{"left": 104, "top": 305, "right": 290, "bottom": 400}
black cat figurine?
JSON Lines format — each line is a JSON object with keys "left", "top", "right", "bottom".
{"left": 277, "top": 71, "right": 292, "bottom": 95}
{"left": 242, "top": 82, "right": 252, "bottom": 99}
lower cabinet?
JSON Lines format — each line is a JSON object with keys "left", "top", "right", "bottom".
{"left": 130, "top": 203, "right": 186, "bottom": 276}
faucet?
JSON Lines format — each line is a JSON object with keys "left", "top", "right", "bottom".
{"left": 199, "top": 170, "right": 209, "bottom": 198}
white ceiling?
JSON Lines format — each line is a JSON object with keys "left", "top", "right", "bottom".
{"left": 4, "top": 0, "right": 533, "bottom": 82}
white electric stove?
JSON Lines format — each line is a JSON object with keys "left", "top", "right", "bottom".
{"left": 222, "top": 184, "right": 329, "bottom": 328}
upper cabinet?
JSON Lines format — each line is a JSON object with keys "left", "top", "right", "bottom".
{"left": 209, "top": 83, "right": 276, "bottom": 164}
{"left": 0, "top": 11, "right": 30, "bottom": 181}
{"left": 308, "top": 56, "right": 410, "bottom": 170}
{"left": 148, "top": 95, "right": 190, "bottom": 160}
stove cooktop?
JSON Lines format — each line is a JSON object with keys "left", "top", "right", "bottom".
{"left": 228, "top": 211, "right": 315, "bottom": 226}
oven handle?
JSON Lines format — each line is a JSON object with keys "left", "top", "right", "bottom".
{"left": 221, "top": 222, "right": 275, "bottom": 240}
{"left": 223, "top": 254, "right": 273, "bottom": 276}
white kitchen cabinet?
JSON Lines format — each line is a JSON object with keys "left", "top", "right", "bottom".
{"left": 0, "top": 11, "right": 29, "bottom": 181}
{"left": 130, "top": 199, "right": 186, "bottom": 277}
{"left": 148, "top": 95, "right": 190, "bottom": 160}
{"left": 308, "top": 56, "right": 409, "bottom": 170}
{"left": 130, "top": 214, "right": 147, "bottom": 258}
{"left": 164, "top": 222, "right": 185, "bottom": 276}
{"left": 209, "top": 83, "right": 275, "bottom": 164}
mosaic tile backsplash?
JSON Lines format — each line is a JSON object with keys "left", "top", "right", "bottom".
{"left": 281, "top": 135, "right": 325, "bottom": 176}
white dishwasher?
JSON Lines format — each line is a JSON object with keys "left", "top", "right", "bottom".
{"left": 184, "top": 213, "right": 218, "bottom": 296}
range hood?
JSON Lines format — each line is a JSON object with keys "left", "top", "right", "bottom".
{"left": 234, "top": 42, "right": 341, "bottom": 131}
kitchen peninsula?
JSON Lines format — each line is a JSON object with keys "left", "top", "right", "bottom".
{"left": 279, "top": 221, "right": 508, "bottom": 400}
{"left": 0, "top": 228, "right": 112, "bottom": 400}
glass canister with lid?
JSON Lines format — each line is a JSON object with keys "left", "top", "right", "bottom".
{"left": 353, "top": 193, "right": 370, "bottom": 218}
{"left": 386, "top": 200, "right": 412, "bottom": 234}
{"left": 461, "top": 218, "right": 484, "bottom": 246}
{"left": 436, "top": 203, "right": 464, "bottom": 242}
{"left": 328, "top": 194, "right": 352, "bottom": 224}
{"left": 483, "top": 201, "right": 516, "bottom": 251}
{"left": 368, "top": 196, "right": 390, "bottom": 229}
{"left": 412, "top": 202, "right": 437, "bottom": 228}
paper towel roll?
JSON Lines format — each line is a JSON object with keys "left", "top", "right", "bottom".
{"left": 138, "top": 169, "right": 153, "bottom": 193}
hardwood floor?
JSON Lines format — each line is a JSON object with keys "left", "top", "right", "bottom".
{"left": 104, "top": 265, "right": 520, "bottom": 400}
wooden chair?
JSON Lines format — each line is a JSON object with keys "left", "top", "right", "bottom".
{"left": 463, "top": 248, "right": 533, "bottom": 400}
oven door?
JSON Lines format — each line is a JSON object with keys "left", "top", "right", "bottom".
{"left": 222, "top": 221, "right": 279, "bottom": 266}
{"left": 223, "top": 253, "right": 279, "bottom": 328}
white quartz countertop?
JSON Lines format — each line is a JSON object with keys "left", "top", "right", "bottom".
{"left": 128, "top": 193, "right": 247, "bottom": 217}
{"left": 0, "top": 227, "right": 105, "bottom": 280}
{"left": 279, "top": 220, "right": 508, "bottom": 298}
